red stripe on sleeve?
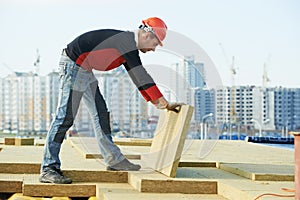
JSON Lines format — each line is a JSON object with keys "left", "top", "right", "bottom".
{"left": 140, "top": 85, "right": 163, "bottom": 102}
{"left": 140, "top": 90, "right": 151, "bottom": 101}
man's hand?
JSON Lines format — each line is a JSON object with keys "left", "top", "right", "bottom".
{"left": 152, "top": 97, "right": 185, "bottom": 113}
{"left": 165, "top": 102, "right": 185, "bottom": 113}
{"left": 156, "top": 102, "right": 185, "bottom": 113}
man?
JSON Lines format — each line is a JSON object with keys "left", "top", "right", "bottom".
{"left": 40, "top": 17, "right": 182, "bottom": 184}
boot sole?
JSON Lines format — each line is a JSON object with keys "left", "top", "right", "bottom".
{"left": 39, "top": 177, "right": 72, "bottom": 184}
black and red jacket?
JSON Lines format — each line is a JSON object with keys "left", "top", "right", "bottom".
{"left": 65, "top": 29, "right": 162, "bottom": 102}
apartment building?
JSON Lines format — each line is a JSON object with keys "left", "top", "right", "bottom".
{"left": 193, "top": 87, "right": 215, "bottom": 123}
{"left": 274, "top": 88, "right": 300, "bottom": 130}
{"left": 97, "top": 68, "right": 148, "bottom": 136}
{"left": 215, "top": 86, "right": 276, "bottom": 130}
{"left": 0, "top": 78, "right": 4, "bottom": 130}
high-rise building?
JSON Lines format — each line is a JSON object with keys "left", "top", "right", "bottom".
{"left": 274, "top": 88, "right": 300, "bottom": 130}
{"left": 0, "top": 78, "right": 4, "bottom": 130}
{"left": 252, "top": 87, "right": 275, "bottom": 130}
{"left": 1, "top": 67, "right": 300, "bottom": 136}
{"left": 172, "top": 56, "right": 205, "bottom": 104}
{"left": 45, "top": 72, "right": 60, "bottom": 130}
{"left": 33, "top": 76, "right": 47, "bottom": 132}
{"left": 215, "top": 86, "right": 276, "bottom": 130}
{"left": 0, "top": 72, "right": 36, "bottom": 133}
{"left": 193, "top": 88, "right": 215, "bottom": 122}
{"left": 3, "top": 73, "right": 18, "bottom": 132}
{"left": 215, "top": 86, "right": 231, "bottom": 125}
{"left": 97, "top": 68, "right": 148, "bottom": 136}
{"left": 294, "top": 89, "right": 300, "bottom": 130}
{"left": 18, "top": 73, "right": 35, "bottom": 133}
{"left": 172, "top": 55, "right": 207, "bottom": 126}
{"left": 185, "top": 59, "right": 205, "bottom": 88}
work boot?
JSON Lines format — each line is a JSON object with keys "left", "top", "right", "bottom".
{"left": 39, "top": 167, "right": 72, "bottom": 184}
{"left": 107, "top": 158, "right": 141, "bottom": 171}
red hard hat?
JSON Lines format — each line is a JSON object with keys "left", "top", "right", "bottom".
{"left": 142, "top": 17, "right": 167, "bottom": 46}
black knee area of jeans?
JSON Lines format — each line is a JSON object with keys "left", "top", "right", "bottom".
{"left": 53, "top": 118, "right": 74, "bottom": 143}
{"left": 99, "top": 112, "right": 111, "bottom": 135}
{"left": 93, "top": 83, "right": 111, "bottom": 136}
{"left": 53, "top": 89, "right": 81, "bottom": 144}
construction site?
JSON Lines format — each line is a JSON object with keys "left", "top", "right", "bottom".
{"left": 0, "top": 105, "right": 296, "bottom": 200}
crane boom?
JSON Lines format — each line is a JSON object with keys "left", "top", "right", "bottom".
{"left": 34, "top": 49, "right": 40, "bottom": 75}
{"left": 219, "top": 43, "right": 237, "bottom": 124}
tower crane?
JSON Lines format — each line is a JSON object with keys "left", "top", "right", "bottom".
{"left": 262, "top": 55, "right": 271, "bottom": 88}
{"left": 262, "top": 55, "right": 271, "bottom": 128}
{"left": 33, "top": 49, "right": 40, "bottom": 75}
{"left": 230, "top": 56, "right": 237, "bottom": 123}
{"left": 219, "top": 43, "right": 237, "bottom": 125}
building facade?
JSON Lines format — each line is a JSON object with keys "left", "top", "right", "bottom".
{"left": 1, "top": 68, "right": 300, "bottom": 136}
{"left": 274, "top": 88, "right": 300, "bottom": 130}
{"left": 215, "top": 86, "right": 277, "bottom": 131}
{"left": 96, "top": 68, "right": 148, "bottom": 137}
{"left": 193, "top": 88, "right": 215, "bottom": 122}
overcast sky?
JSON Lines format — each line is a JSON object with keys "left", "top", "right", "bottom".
{"left": 1, "top": 0, "right": 299, "bottom": 88}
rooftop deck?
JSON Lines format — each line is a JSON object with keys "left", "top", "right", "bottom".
{"left": 0, "top": 137, "right": 295, "bottom": 199}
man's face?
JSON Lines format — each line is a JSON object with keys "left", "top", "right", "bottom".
{"left": 138, "top": 32, "right": 160, "bottom": 53}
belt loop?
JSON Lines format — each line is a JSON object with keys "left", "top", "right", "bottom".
{"left": 62, "top": 48, "right": 67, "bottom": 56}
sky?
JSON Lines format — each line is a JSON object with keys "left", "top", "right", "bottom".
{"left": 0, "top": 0, "right": 299, "bottom": 88}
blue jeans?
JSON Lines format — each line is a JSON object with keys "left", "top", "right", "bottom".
{"left": 41, "top": 50, "right": 125, "bottom": 171}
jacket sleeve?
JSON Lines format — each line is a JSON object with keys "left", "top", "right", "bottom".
{"left": 118, "top": 32, "right": 163, "bottom": 102}
{"left": 123, "top": 61, "right": 163, "bottom": 102}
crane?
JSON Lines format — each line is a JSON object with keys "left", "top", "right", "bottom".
{"left": 262, "top": 55, "right": 271, "bottom": 128}
{"left": 262, "top": 63, "right": 270, "bottom": 88}
{"left": 230, "top": 56, "right": 237, "bottom": 123}
{"left": 33, "top": 49, "right": 40, "bottom": 75}
{"left": 262, "top": 55, "right": 271, "bottom": 88}
{"left": 219, "top": 43, "right": 237, "bottom": 125}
